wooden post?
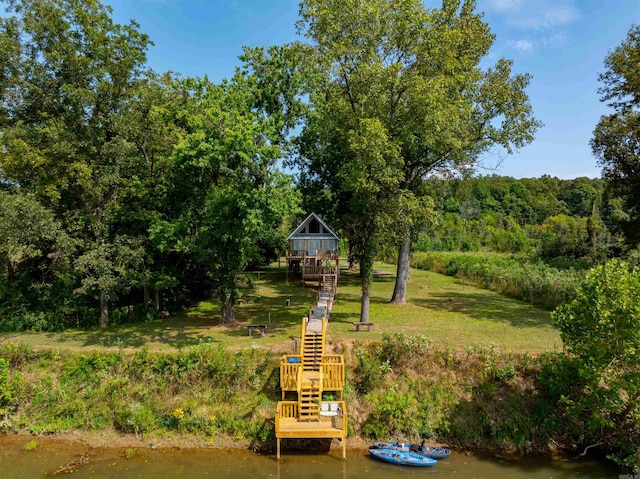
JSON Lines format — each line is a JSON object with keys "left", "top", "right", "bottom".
{"left": 342, "top": 438, "right": 346, "bottom": 459}
{"left": 277, "top": 438, "right": 281, "bottom": 459}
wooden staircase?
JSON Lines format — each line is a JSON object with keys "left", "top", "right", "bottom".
{"left": 275, "top": 273, "right": 347, "bottom": 459}
{"left": 322, "top": 273, "right": 337, "bottom": 295}
{"left": 298, "top": 327, "right": 324, "bottom": 419}
{"left": 298, "top": 375, "right": 321, "bottom": 420}
{"left": 302, "top": 332, "right": 323, "bottom": 371}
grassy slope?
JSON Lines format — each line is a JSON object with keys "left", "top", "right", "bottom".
{"left": 0, "top": 262, "right": 560, "bottom": 354}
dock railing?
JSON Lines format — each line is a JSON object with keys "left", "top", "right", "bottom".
{"left": 275, "top": 401, "right": 299, "bottom": 433}
{"left": 320, "top": 355, "right": 344, "bottom": 391}
{"left": 280, "top": 355, "right": 302, "bottom": 397}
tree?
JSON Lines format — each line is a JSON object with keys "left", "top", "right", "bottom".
{"left": 551, "top": 260, "right": 640, "bottom": 467}
{"left": 0, "top": 0, "right": 152, "bottom": 326}
{"left": 0, "top": 191, "right": 70, "bottom": 284}
{"left": 297, "top": 0, "right": 540, "bottom": 312}
{"left": 158, "top": 68, "right": 301, "bottom": 324}
{"left": 592, "top": 24, "right": 640, "bottom": 250}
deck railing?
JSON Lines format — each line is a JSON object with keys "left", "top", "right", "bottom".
{"left": 315, "top": 250, "right": 339, "bottom": 261}
{"left": 280, "top": 355, "right": 344, "bottom": 393}
{"left": 286, "top": 250, "right": 306, "bottom": 258}
{"left": 321, "top": 356, "right": 345, "bottom": 390}
{"left": 303, "top": 266, "right": 337, "bottom": 277}
{"left": 280, "top": 355, "right": 302, "bottom": 393}
{"left": 275, "top": 400, "right": 299, "bottom": 434}
{"left": 277, "top": 401, "right": 299, "bottom": 418}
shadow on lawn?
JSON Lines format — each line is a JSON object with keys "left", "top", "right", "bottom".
{"left": 61, "top": 317, "right": 226, "bottom": 350}
{"left": 71, "top": 267, "right": 321, "bottom": 348}
{"left": 228, "top": 268, "right": 319, "bottom": 334}
{"left": 414, "top": 291, "right": 551, "bottom": 329}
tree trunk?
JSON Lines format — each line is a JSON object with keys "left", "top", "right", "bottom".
{"left": 221, "top": 296, "right": 235, "bottom": 324}
{"left": 6, "top": 261, "right": 14, "bottom": 285}
{"left": 348, "top": 244, "right": 356, "bottom": 271}
{"left": 359, "top": 243, "right": 374, "bottom": 323}
{"left": 390, "top": 230, "right": 411, "bottom": 304}
{"left": 360, "top": 291, "right": 370, "bottom": 323}
{"left": 144, "top": 284, "right": 150, "bottom": 309}
{"left": 154, "top": 289, "right": 160, "bottom": 312}
{"left": 100, "top": 291, "right": 109, "bottom": 328}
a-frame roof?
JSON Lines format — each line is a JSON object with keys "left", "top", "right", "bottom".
{"left": 287, "top": 213, "right": 340, "bottom": 241}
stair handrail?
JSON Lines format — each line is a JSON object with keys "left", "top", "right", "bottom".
{"left": 321, "top": 316, "right": 327, "bottom": 357}
{"left": 296, "top": 362, "right": 303, "bottom": 394}
{"left": 299, "top": 316, "right": 307, "bottom": 358}
{"left": 295, "top": 365, "right": 305, "bottom": 420}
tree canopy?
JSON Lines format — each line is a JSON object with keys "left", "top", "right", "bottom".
{"left": 592, "top": 24, "right": 640, "bottom": 250}
{"left": 296, "top": 0, "right": 540, "bottom": 318}
{"left": 0, "top": 0, "right": 301, "bottom": 328}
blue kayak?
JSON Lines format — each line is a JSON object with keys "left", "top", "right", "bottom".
{"left": 369, "top": 448, "right": 437, "bottom": 467}
{"left": 372, "top": 441, "right": 410, "bottom": 451}
{"left": 410, "top": 443, "right": 451, "bottom": 459}
{"left": 372, "top": 441, "right": 451, "bottom": 460}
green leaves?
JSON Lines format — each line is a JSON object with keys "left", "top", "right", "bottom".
{"left": 550, "top": 260, "right": 640, "bottom": 465}
{"left": 598, "top": 24, "right": 640, "bottom": 110}
{"left": 592, "top": 25, "right": 640, "bottom": 249}
{"left": 297, "top": 0, "right": 539, "bottom": 310}
{"left": 552, "top": 260, "right": 640, "bottom": 368}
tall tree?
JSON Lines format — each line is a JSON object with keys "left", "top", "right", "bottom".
{"left": 297, "top": 0, "right": 540, "bottom": 315}
{"left": 157, "top": 51, "right": 303, "bottom": 323}
{"left": 0, "top": 0, "right": 152, "bottom": 326}
{"left": 591, "top": 25, "right": 640, "bottom": 250}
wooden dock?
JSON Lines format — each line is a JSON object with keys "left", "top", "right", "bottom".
{"left": 275, "top": 286, "right": 346, "bottom": 458}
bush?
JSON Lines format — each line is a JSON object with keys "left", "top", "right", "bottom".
{"left": 409, "top": 251, "right": 584, "bottom": 309}
{"left": 550, "top": 260, "right": 640, "bottom": 468}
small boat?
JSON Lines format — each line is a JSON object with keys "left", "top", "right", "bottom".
{"left": 409, "top": 441, "right": 451, "bottom": 459}
{"left": 369, "top": 448, "right": 437, "bottom": 467}
{"left": 372, "top": 441, "right": 410, "bottom": 451}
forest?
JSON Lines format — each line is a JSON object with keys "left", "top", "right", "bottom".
{"left": 0, "top": 0, "right": 638, "bottom": 331}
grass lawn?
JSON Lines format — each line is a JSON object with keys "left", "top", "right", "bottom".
{"left": 0, "top": 262, "right": 561, "bottom": 354}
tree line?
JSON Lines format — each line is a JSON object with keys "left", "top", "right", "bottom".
{"left": 415, "top": 175, "right": 619, "bottom": 265}
{"left": 0, "top": 0, "right": 305, "bottom": 329}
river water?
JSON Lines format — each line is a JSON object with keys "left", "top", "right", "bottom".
{"left": 0, "top": 437, "right": 619, "bottom": 479}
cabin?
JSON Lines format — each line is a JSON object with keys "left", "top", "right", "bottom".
{"left": 286, "top": 213, "right": 339, "bottom": 292}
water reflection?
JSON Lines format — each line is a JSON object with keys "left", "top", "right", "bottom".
{"left": 0, "top": 437, "right": 619, "bottom": 479}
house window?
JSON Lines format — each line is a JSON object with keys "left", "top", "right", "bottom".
{"left": 308, "top": 218, "right": 320, "bottom": 234}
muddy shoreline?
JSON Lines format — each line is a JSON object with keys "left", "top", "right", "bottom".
{"left": 2, "top": 431, "right": 383, "bottom": 453}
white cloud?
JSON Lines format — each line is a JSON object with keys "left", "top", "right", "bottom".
{"left": 481, "top": 0, "right": 579, "bottom": 30}
{"left": 509, "top": 39, "right": 535, "bottom": 53}
{"left": 542, "top": 32, "right": 569, "bottom": 48}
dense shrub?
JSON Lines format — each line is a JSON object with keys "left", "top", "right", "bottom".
{"left": 410, "top": 251, "right": 584, "bottom": 309}
{"left": 0, "top": 343, "right": 279, "bottom": 442}
{"left": 549, "top": 260, "right": 640, "bottom": 469}
{"left": 1, "top": 332, "right": 636, "bottom": 468}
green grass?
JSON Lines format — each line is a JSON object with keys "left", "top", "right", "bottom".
{"left": 331, "top": 263, "right": 561, "bottom": 353}
{"left": 0, "top": 262, "right": 560, "bottom": 354}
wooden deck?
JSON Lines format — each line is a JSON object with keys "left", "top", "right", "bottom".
{"left": 276, "top": 416, "right": 345, "bottom": 438}
{"left": 276, "top": 410, "right": 347, "bottom": 459}
{"left": 275, "top": 275, "right": 346, "bottom": 459}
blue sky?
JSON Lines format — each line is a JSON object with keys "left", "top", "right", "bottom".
{"left": 107, "top": 0, "right": 640, "bottom": 180}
